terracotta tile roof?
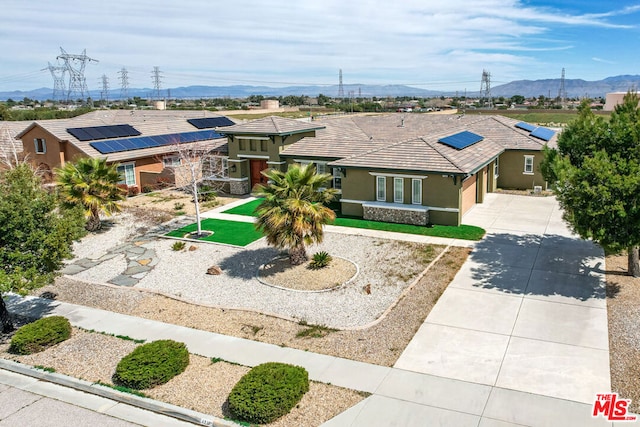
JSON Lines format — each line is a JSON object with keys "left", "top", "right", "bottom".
{"left": 16, "top": 110, "right": 232, "bottom": 162}
{"left": 217, "top": 116, "right": 325, "bottom": 135}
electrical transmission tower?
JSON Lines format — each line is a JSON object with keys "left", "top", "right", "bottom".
{"left": 57, "top": 48, "right": 98, "bottom": 102}
{"left": 338, "top": 69, "right": 344, "bottom": 99}
{"left": 118, "top": 67, "right": 129, "bottom": 101}
{"left": 100, "top": 74, "right": 110, "bottom": 105}
{"left": 151, "top": 66, "right": 163, "bottom": 100}
{"left": 42, "top": 62, "right": 67, "bottom": 102}
{"left": 479, "top": 69, "right": 492, "bottom": 108}
{"left": 558, "top": 68, "right": 566, "bottom": 108}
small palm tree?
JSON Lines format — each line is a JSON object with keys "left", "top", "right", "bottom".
{"left": 255, "top": 163, "right": 337, "bottom": 265}
{"left": 56, "top": 157, "right": 125, "bottom": 231}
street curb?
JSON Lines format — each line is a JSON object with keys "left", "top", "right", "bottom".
{"left": 0, "top": 359, "right": 237, "bottom": 427}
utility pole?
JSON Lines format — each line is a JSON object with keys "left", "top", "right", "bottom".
{"left": 118, "top": 67, "right": 129, "bottom": 102}
{"left": 479, "top": 70, "right": 492, "bottom": 108}
{"left": 100, "top": 74, "right": 109, "bottom": 106}
{"left": 57, "top": 47, "right": 98, "bottom": 103}
{"left": 42, "top": 62, "right": 66, "bottom": 102}
{"left": 151, "top": 66, "right": 163, "bottom": 100}
{"left": 338, "top": 69, "right": 344, "bottom": 99}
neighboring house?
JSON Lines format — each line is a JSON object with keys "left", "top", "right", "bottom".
{"left": 0, "top": 120, "right": 29, "bottom": 168}
{"left": 15, "top": 110, "right": 234, "bottom": 189}
{"left": 219, "top": 113, "right": 556, "bottom": 226}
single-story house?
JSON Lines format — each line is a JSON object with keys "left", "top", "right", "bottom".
{"left": 15, "top": 110, "right": 234, "bottom": 190}
{"left": 218, "top": 113, "right": 556, "bottom": 226}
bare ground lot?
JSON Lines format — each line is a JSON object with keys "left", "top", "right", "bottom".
{"left": 606, "top": 253, "right": 640, "bottom": 413}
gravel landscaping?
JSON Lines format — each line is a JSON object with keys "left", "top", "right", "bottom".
{"left": 63, "top": 211, "right": 445, "bottom": 329}
{"left": 606, "top": 253, "right": 640, "bottom": 413}
{"left": 0, "top": 327, "right": 364, "bottom": 427}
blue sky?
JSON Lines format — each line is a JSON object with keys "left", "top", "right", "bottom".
{"left": 1, "top": 0, "right": 639, "bottom": 93}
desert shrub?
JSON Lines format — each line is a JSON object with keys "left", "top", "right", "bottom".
{"left": 112, "top": 340, "right": 189, "bottom": 390}
{"left": 309, "top": 251, "right": 332, "bottom": 269}
{"left": 9, "top": 316, "right": 72, "bottom": 355}
{"left": 173, "top": 202, "right": 185, "bottom": 210}
{"left": 171, "top": 241, "right": 186, "bottom": 251}
{"left": 228, "top": 362, "right": 309, "bottom": 424}
{"left": 197, "top": 184, "right": 217, "bottom": 202}
{"left": 127, "top": 185, "right": 140, "bottom": 196}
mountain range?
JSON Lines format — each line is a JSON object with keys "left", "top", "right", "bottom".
{"left": 2, "top": 75, "right": 639, "bottom": 102}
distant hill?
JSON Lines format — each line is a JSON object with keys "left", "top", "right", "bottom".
{"left": 491, "top": 75, "right": 640, "bottom": 98}
{"left": 2, "top": 75, "right": 639, "bottom": 101}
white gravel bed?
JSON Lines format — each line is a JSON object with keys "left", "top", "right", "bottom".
{"left": 69, "top": 212, "right": 141, "bottom": 260}
{"left": 74, "top": 254, "right": 128, "bottom": 283}
{"left": 75, "top": 233, "right": 424, "bottom": 328}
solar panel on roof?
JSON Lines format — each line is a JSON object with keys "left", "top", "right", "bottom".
{"left": 67, "top": 125, "right": 141, "bottom": 142}
{"left": 530, "top": 126, "right": 555, "bottom": 141}
{"left": 515, "top": 122, "right": 536, "bottom": 132}
{"left": 89, "top": 130, "right": 224, "bottom": 154}
{"left": 187, "top": 117, "right": 234, "bottom": 129}
{"left": 438, "top": 131, "right": 484, "bottom": 150}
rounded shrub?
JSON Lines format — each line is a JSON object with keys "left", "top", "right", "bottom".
{"left": 112, "top": 340, "right": 189, "bottom": 390}
{"left": 228, "top": 362, "right": 309, "bottom": 424}
{"left": 9, "top": 316, "right": 72, "bottom": 355}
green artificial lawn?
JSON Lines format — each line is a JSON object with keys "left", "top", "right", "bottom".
{"left": 166, "top": 219, "right": 263, "bottom": 246}
{"left": 222, "top": 198, "right": 263, "bottom": 216}
{"left": 332, "top": 217, "right": 485, "bottom": 240}
{"left": 222, "top": 199, "right": 485, "bottom": 241}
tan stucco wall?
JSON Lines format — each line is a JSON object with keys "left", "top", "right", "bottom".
{"left": 339, "top": 168, "right": 464, "bottom": 225}
{"left": 497, "top": 150, "right": 546, "bottom": 189}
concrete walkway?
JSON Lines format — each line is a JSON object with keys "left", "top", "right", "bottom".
{"left": 3, "top": 194, "right": 615, "bottom": 426}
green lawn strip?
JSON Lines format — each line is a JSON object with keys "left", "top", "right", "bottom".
{"left": 166, "top": 219, "right": 263, "bottom": 246}
{"left": 331, "top": 217, "right": 485, "bottom": 240}
{"left": 220, "top": 199, "right": 484, "bottom": 240}
{"left": 221, "top": 198, "right": 263, "bottom": 216}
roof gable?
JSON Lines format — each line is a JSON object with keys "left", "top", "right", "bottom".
{"left": 217, "top": 116, "right": 325, "bottom": 136}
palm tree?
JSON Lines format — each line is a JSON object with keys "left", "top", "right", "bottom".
{"left": 255, "top": 163, "right": 337, "bottom": 265}
{"left": 56, "top": 157, "right": 125, "bottom": 231}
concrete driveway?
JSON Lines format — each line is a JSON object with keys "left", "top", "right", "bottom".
{"left": 349, "top": 193, "right": 611, "bottom": 426}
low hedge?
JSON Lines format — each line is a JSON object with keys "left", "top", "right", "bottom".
{"left": 112, "top": 340, "right": 189, "bottom": 390}
{"left": 9, "top": 316, "right": 72, "bottom": 355}
{"left": 228, "top": 362, "right": 309, "bottom": 424}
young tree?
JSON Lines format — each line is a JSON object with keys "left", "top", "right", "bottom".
{"left": 167, "top": 142, "right": 226, "bottom": 237}
{"left": 254, "top": 164, "right": 337, "bottom": 265}
{"left": 55, "top": 157, "right": 125, "bottom": 231}
{"left": 543, "top": 94, "right": 640, "bottom": 276}
{"left": 0, "top": 164, "right": 85, "bottom": 331}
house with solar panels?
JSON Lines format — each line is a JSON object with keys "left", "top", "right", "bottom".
{"left": 16, "top": 110, "right": 235, "bottom": 191}
{"left": 218, "top": 113, "right": 556, "bottom": 226}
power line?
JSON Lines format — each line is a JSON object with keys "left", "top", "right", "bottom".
{"left": 151, "top": 66, "right": 163, "bottom": 100}
{"left": 56, "top": 47, "right": 98, "bottom": 102}
{"left": 118, "top": 67, "right": 129, "bottom": 101}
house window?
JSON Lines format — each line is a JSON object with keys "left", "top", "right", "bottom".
{"left": 260, "top": 140, "right": 267, "bottom": 151}
{"left": 34, "top": 138, "right": 46, "bottom": 154}
{"left": 250, "top": 140, "right": 257, "bottom": 151}
{"left": 204, "top": 156, "right": 229, "bottom": 178}
{"left": 162, "top": 156, "right": 181, "bottom": 168}
{"left": 524, "top": 155, "right": 534, "bottom": 174}
{"left": 412, "top": 179, "right": 422, "bottom": 205}
{"left": 239, "top": 140, "right": 246, "bottom": 150}
{"left": 376, "top": 176, "right": 386, "bottom": 201}
{"left": 333, "top": 168, "right": 342, "bottom": 190}
{"left": 394, "top": 178, "right": 404, "bottom": 203}
{"left": 117, "top": 163, "right": 136, "bottom": 186}
{"left": 494, "top": 157, "right": 499, "bottom": 178}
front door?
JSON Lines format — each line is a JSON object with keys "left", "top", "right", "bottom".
{"left": 250, "top": 159, "right": 269, "bottom": 189}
